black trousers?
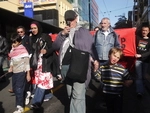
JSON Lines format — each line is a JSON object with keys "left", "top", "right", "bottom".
{"left": 104, "top": 93, "right": 123, "bottom": 113}
{"left": 0, "top": 55, "right": 5, "bottom": 82}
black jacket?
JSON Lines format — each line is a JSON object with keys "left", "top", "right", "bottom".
{"left": 30, "top": 33, "right": 54, "bottom": 72}
{"left": 22, "top": 35, "right": 30, "bottom": 54}
{"left": 0, "top": 35, "right": 8, "bottom": 56}
{"left": 41, "top": 33, "right": 54, "bottom": 72}
{"left": 136, "top": 35, "right": 150, "bottom": 62}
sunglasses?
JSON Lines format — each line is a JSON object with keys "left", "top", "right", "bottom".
{"left": 17, "top": 31, "right": 23, "bottom": 33}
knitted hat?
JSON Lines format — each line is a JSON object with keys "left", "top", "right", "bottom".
{"left": 64, "top": 10, "right": 77, "bottom": 21}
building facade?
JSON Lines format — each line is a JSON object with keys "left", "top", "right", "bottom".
{"left": 67, "top": 0, "right": 99, "bottom": 30}
{"left": 90, "top": 0, "right": 99, "bottom": 30}
{"left": 0, "top": 0, "right": 99, "bottom": 29}
{"left": 0, "top": 0, "right": 73, "bottom": 28}
{"left": 133, "top": 0, "right": 150, "bottom": 27}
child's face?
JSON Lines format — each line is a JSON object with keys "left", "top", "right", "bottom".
{"left": 109, "top": 52, "right": 121, "bottom": 65}
{"left": 12, "top": 41, "right": 21, "bottom": 48}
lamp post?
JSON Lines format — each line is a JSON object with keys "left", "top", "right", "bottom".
{"left": 89, "top": 0, "right": 92, "bottom": 30}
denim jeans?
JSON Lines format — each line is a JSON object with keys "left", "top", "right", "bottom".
{"left": 66, "top": 78, "right": 86, "bottom": 113}
{"left": 32, "top": 87, "right": 45, "bottom": 104}
{"left": 12, "top": 72, "right": 26, "bottom": 107}
{"left": 99, "top": 60, "right": 108, "bottom": 66}
{"left": 135, "top": 60, "right": 149, "bottom": 94}
{"left": 32, "top": 87, "right": 53, "bottom": 104}
{"left": 44, "top": 92, "right": 53, "bottom": 100}
{"left": 61, "top": 65, "right": 69, "bottom": 79}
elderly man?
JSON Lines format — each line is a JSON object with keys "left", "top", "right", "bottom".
{"left": 94, "top": 17, "right": 120, "bottom": 65}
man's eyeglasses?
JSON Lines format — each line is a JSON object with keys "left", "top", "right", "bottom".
{"left": 17, "top": 31, "right": 23, "bottom": 33}
{"left": 100, "top": 23, "right": 107, "bottom": 24}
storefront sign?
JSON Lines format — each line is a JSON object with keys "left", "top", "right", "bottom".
{"left": 24, "top": 2, "right": 33, "bottom": 18}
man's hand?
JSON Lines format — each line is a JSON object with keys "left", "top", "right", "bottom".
{"left": 61, "top": 26, "right": 70, "bottom": 36}
{"left": 135, "top": 54, "right": 141, "bottom": 58}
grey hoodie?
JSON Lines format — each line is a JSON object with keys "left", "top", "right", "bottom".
{"left": 52, "top": 25, "right": 94, "bottom": 86}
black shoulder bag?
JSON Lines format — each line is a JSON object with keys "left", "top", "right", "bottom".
{"left": 66, "top": 35, "right": 89, "bottom": 83}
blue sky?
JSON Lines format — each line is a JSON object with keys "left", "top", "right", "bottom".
{"left": 95, "top": 0, "right": 134, "bottom": 27}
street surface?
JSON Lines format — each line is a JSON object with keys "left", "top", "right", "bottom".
{"left": 1, "top": 60, "right": 150, "bottom": 113}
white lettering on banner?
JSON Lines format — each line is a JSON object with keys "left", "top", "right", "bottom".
{"left": 24, "top": 4, "right": 32, "bottom": 8}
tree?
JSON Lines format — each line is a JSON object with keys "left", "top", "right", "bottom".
{"left": 114, "top": 15, "right": 132, "bottom": 29}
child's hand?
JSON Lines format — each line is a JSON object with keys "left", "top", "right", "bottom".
{"left": 8, "top": 67, "right": 13, "bottom": 72}
{"left": 26, "top": 71, "right": 31, "bottom": 82}
{"left": 124, "top": 80, "right": 133, "bottom": 87}
{"left": 94, "top": 60, "right": 99, "bottom": 71}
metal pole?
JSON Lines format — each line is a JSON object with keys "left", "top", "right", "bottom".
{"left": 89, "top": 0, "right": 91, "bottom": 30}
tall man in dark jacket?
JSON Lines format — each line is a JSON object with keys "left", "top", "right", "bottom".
{"left": 17, "top": 26, "right": 30, "bottom": 54}
{"left": 0, "top": 35, "right": 8, "bottom": 82}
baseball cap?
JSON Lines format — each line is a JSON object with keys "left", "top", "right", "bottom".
{"left": 64, "top": 10, "right": 77, "bottom": 21}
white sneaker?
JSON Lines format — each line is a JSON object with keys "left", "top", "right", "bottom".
{"left": 13, "top": 105, "right": 24, "bottom": 113}
{"left": 25, "top": 91, "right": 31, "bottom": 105}
{"left": 44, "top": 99, "right": 50, "bottom": 102}
{"left": 31, "top": 94, "right": 34, "bottom": 98}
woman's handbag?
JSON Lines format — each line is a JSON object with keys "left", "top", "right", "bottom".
{"left": 66, "top": 47, "right": 89, "bottom": 83}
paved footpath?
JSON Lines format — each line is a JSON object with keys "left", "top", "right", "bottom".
{"left": 1, "top": 59, "right": 150, "bottom": 113}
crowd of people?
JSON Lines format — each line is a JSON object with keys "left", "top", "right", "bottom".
{"left": 0, "top": 9, "right": 150, "bottom": 113}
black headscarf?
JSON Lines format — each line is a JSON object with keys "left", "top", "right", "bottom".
{"left": 30, "top": 21, "right": 43, "bottom": 43}
{"left": 30, "top": 21, "right": 43, "bottom": 69}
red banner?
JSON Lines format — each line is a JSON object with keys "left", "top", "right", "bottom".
{"left": 50, "top": 28, "right": 136, "bottom": 70}
{"left": 50, "top": 28, "right": 136, "bottom": 57}
{"left": 115, "top": 28, "right": 136, "bottom": 56}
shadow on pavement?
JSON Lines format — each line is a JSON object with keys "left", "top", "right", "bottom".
{"left": 0, "top": 72, "right": 12, "bottom": 91}
{"left": 31, "top": 107, "right": 44, "bottom": 113}
{"left": 0, "top": 102, "right": 5, "bottom": 113}
{"left": 53, "top": 82, "right": 70, "bottom": 113}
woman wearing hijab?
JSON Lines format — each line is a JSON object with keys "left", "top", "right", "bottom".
{"left": 29, "top": 21, "right": 54, "bottom": 109}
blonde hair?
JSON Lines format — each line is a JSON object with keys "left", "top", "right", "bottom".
{"left": 109, "top": 47, "right": 123, "bottom": 59}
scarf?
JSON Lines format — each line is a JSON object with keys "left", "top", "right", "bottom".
{"left": 59, "top": 24, "right": 81, "bottom": 68}
{"left": 9, "top": 44, "right": 29, "bottom": 58}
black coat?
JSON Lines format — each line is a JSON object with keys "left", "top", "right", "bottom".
{"left": 30, "top": 33, "right": 54, "bottom": 72}
{"left": 41, "top": 33, "right": 54, "bottom": 72}
{"left": 22, "top": 35, "right": 30, "bottom": 54}
{"left": 0, "top": 36, "right": 8, "bottom": 56}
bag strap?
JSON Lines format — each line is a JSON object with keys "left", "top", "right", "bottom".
{"left": 69, "top": 32, "right": 76, "bottom": 48}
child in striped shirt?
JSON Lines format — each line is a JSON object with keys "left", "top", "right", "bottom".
{"left": 94, "top": 47, "right": 133, "bottom": 113}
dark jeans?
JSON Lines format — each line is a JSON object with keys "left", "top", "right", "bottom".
{"left": 12, "top": 72, "right": 26, "bottom": 107}
{"left": 31, "top": 87, "right": 53, "bottom": 105}
{"left": 135, "top": 60, "right": 148, "bottom": 94}
{"left": 99, "top": 60, "right": 108, "bottom": 66}
{"left": 104, "top": 93, "right": 123, "bottom": 113}
{"left": 0, "top": 55, "right": 5, "bottom": 77}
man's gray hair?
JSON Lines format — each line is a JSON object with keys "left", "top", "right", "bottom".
{"left": 100, "top": 17, "right": 111, "bottom": 24}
